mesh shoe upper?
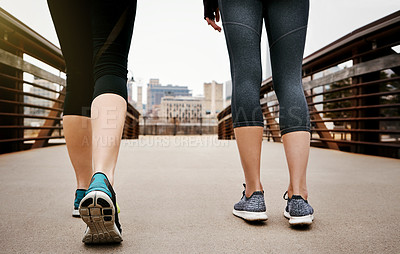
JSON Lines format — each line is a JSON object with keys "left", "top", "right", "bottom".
{"left": 234, "top": 184, "right": 266, "bottom": 212}
{"left": 284, "top": 192, "right": 314, "bottom": 217}
{"left": 86, "top": 173, "right": 112, "bottom": 198}
{"left": 74, "top": 189, "right": 86, "bottom": 209}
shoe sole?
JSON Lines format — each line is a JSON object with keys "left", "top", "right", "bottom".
{"left": 284, "top": 210, "right": 314, "bottom": 225}
{"left": 79, "top": 191, "right": 122, "bottom": 244}
{"left": 232, "top": 209, "right": 268, "bottom": 221}
{"left": 72, "top": 209, "right": 80, "bottom": 218}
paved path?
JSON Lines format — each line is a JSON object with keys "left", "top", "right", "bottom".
{"left": 0, "top": 136, "right": 399, "bottom": 253}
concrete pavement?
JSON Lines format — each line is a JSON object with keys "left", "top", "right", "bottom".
{"left": 0, "top": 135, "right": 399, "bottom": 253}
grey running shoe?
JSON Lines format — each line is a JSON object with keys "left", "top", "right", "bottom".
{"left": 232, "top": 184, "right": 268, "bottom": 221}
{"left": 283, "top": 191, "right": 314, "bottom": 225}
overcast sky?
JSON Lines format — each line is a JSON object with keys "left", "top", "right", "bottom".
{"left": 1, "top": 0, "right": 399, "bottom": 99}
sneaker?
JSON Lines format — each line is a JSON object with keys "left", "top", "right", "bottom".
{"left": 283, "top": 191, "right": 314, "bottom": 225}
{"left": 232, "top": 184, "right": 268, "bottom": 221}
{"left": 72, "top": 189, "right": 86, "bottom": 217}
{"left": 79, "top": 172, "right": 122, "bottom": 243}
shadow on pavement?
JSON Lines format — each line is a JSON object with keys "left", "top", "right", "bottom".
{"left": 244, "top": 220, "right": 268, "bottom": 226}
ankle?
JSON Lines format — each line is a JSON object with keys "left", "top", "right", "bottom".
{"left": 287, "top": 188, "right": 308, "bottom": 200}
{"left": 245, "top": 182, "right": 263, "bottom": 197}
{"left": 77, "top": 181, "right": 90, "bottom": 190}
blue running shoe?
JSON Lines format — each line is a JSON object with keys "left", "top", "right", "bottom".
{"left": 79, "top": 172, "right": 122, "bottom": 243}
{"left": 232, "top": 184, "right": 268, "bottom": 221}
{"left": 72, "top": 189, "right": 86, "bottom": 217}
{"left": 283, "top": 191, "right": 314, "bottom": 225}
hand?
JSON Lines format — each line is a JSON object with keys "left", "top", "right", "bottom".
{"left": 205, "top": 8, "right": 221, "bottom": 32}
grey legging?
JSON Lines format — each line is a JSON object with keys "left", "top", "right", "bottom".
{"left": 219, "top": 0, "right": 310, "bottom": 135}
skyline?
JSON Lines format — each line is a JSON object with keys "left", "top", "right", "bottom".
{"left": 1, "top": 0, "right": 399, "bottom": 100}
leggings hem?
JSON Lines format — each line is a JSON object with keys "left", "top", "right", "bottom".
{"left": 62, "top": 113, "right": 91, "bottom": 119}
{"left": 281, "top": 126, "right": 311, "bottom": 136}
{"left": 92, "top": 75, "right": 128, "bottom": 102}
{"left": 233, "top": 121, "right": 264, "bottom": 128}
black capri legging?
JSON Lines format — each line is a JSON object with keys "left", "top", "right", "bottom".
{"left": 219, "top": 0, "right": 311, "bottom": 135}
{"left": 47, "top": 0, "right": 136, "bottom": 117}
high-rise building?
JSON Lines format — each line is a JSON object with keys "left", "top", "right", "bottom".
{"left": 225, "top": 80, "right": 232, "bottom": 107}
{"left": 203, "top": 81, "right": 223, "bottom": 116}
{"left": 146, "top": 78, "right": 191, "bottom": 115}
{"left": 136, "top": 86, "right": 143, "bottom": 115}
{"left": 149, "top": 78, "right": 160, "bottom": 86}
{"left": 127, "top": 78, "right": 134, "bottom": 105}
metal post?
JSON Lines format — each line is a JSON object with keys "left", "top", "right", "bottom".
{"left": 200, "top": 117, "right": 203, "bottom": 135}
{"left": 173, "top": 117, "right": 177, "bottom": 136}
{"left": 143, "top": 116, "right": 147, "bottom": 136}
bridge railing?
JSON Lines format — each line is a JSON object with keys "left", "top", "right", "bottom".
{"left": 123, "top": 103, "right": 140, "bottom": 139}
{"left": 218, "top": 10, "right": 400, "bottom": 158}
{"left": 0, "top": 7, "right": 139, "bottom": 154}
{"left": 139, "top": 116, "right": 217, "bottom": 135}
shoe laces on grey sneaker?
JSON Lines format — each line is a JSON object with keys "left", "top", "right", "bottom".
{"left": 283, "top": 191, "right": 314, "bottom": 217}
{"left": 234, "top": 184, "right": 266, "bottom": 213}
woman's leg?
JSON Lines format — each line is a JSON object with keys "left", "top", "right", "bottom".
{"left": 63, "top": 116, "right": 93, "bottom": 189}
{"left": 77, "top": 0, "right": 137, "bottom": 243}
{"left": 47, "top": 0, "right": 94, "bottom": 190}
{"left": 263, "top": 0, "right": 311, "bottom": 199}
{"left": 219, "top": 0, "right": 265, "bottom": 198}
{"left": 91, "top": 93, "right": 126, "bottom": 186}
{"left": 89, "top": 0, "right": 136, "bottom": 185}
{"left": 282, "top": 131, "right": 310, "bottom": 199}
{"left": 234, "top": 127, "right": 263, "bottom": 197}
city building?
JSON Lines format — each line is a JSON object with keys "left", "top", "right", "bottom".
{"left": 24, "top": 77, "right": 58, "bottom": 126}
{"left": 149, "top": 78, "right": 159, "bottom": 86}
{"left": 225, "top": 80, "right": 232, "bottom": 107}
{"left": 151, "top": 104, "right": 161, "bottom": 117}
{"left": 127, "top": 78, "right": 134, "bottom": 106}
{"left": 146, "top": 78, "right": 191, "bottom": 115}
{"left": 159, "top": 96, "right": 204, "bottom": 123}
{"left": 203, "top": 80, "right": 223, "bottom": 116}
{"left": 136, "top": 86, "right": 143, "bottom": 115}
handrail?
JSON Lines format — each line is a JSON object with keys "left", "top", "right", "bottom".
{"left": 0, "top": 7, "right": 64, "bottom": 70}
{"left": 217, "top": 10, "right": 400, "bottom": 158}
{"left": 302, "top": 10, "right": 400, "bottom": 69}
{"left": 0, "top": 7, "right": 140, "bottom": 153}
